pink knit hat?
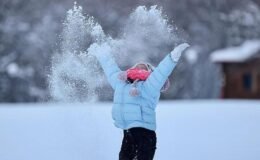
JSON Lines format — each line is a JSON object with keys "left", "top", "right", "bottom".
{"left": 118, "top": 62, "right": 170, "bottom": 96}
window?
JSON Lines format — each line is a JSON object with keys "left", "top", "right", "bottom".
{"left": 243, "top": 73, "right": 252, "bottom": 91}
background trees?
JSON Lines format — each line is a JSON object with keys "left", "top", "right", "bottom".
{"left": 1, "top": 0, "right": 260, "bottom": 102}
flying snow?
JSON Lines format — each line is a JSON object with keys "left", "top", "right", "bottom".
{"left": 49, "top": 3, "right": 180, "bottom": 102}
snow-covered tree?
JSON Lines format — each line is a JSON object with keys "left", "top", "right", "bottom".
{"left": 0, "top": 0, "right": 260, "bottom": 102}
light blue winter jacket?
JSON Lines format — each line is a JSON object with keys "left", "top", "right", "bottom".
{"left": 96, "top": 53, "right": 177, "bottom": 131}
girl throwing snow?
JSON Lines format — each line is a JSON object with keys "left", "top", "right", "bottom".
{"left": 88, "top": 42, "right": 190, "bottom": 160}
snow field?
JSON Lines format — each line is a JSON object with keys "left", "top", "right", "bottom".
{"left": 0, "top": 100, "right": 259, "bottom": 160}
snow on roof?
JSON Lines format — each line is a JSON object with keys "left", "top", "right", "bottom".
{"left": 210, "top": 40, "right": 260, "bottom": 63}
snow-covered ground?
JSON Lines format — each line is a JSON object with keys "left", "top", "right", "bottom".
{"left": 0, "top": 100, "right": 259, "bottom": 160}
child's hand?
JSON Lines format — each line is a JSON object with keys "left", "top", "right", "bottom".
{"left": 170, "top": 43, "right": 190, "bottom": 62}
{"left": 87, "top": 42, "right": 112, "bottom": 57}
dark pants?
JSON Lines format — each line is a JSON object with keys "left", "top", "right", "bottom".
{"left": 119, "top": 127, "right": 157, "bottom": 160}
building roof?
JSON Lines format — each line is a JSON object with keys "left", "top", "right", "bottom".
{"left": 210, "top": 40, "right": 260, "bottom": 63}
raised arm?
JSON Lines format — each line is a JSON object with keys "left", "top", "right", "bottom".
{"left": 143, "top": 43, "right": 190, "bottom": 96}
{"left": 88, "top": 43, "right": 122, "bottom": 90}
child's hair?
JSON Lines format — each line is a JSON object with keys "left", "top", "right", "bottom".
{"left": 131, "top": 62, "right": 154, "bottom": 72}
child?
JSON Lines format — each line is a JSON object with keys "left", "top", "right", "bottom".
{"left": 88, "top": 42, "right": 189, "bottom": 160}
